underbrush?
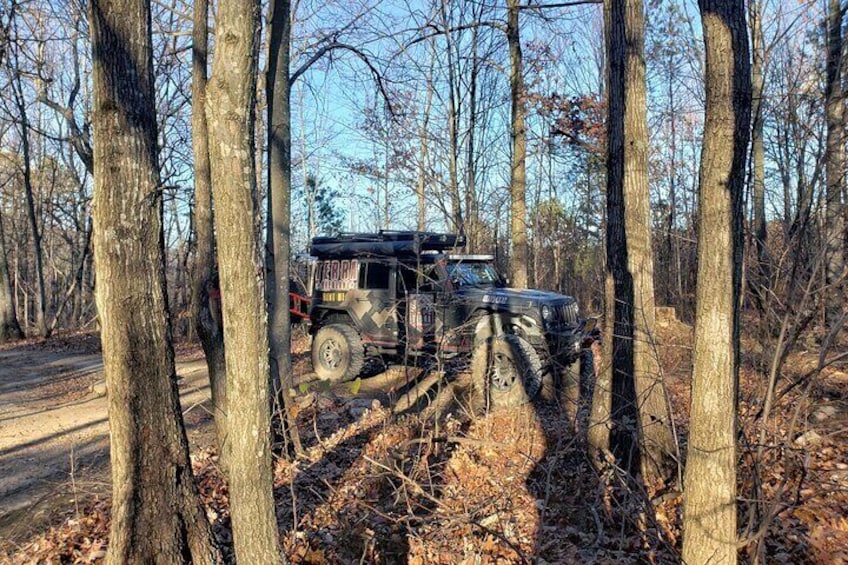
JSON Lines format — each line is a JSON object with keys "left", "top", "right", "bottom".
{"left": 2, "top": 320, "right": 846, "bottom": 564}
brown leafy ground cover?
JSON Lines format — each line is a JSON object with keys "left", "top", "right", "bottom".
{"left": 1, "top": 320, "right": 846, "bottom": 564}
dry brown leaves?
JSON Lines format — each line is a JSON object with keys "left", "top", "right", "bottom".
{"left": 3, "top": 320, "right": 847, "bottom": 564}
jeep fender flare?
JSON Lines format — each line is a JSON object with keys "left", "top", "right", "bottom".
{"left": 472, "top": 311, "right": 539, "bottom": 344}
{"left": 313, "top": 309, "right": 357, "bottom": 332}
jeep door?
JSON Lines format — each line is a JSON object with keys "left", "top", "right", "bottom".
{"left": 352, "top": 260, "right": 399, "bottom": 345}
{"left": 398, "top": 262, "right": 439, "bottom": 351}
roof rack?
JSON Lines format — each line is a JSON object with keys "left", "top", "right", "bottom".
{"left": 310, "top": 231, "right": 465, "bottom": 258}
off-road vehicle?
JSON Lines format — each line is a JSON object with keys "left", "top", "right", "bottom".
{"left": 308, "top": 231, "right": 595, "bottom": 408}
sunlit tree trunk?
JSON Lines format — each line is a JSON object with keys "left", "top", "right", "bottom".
{"left": 0, "top": 213, "right": 22, "bottom": 342}
{"left": 682, "top": 1, "right": 751, "bottom": 563}
{"left": 89, "top": 0, "right": 220, "bottom": 562}
{"left": 749, "top": 0, "right": 767, "bottom": 275}
{"left": 416, "top": 42, "right": 434, "bottom": 232}
{"left": 267, "top": 0, "right": 304, "bottom": 457}
{"left": 206, "top": 0, "right": 282, "bottom": 560}
{"left": 825, "top": 0, "right": 845, "bottom": 321}
{"left": 10, "top": 43, "right": 47, "bottom": 338}
{"left": 440, "top": 0, "right": 463, "bottom": 234}
{"left": 507, "top": 0, "right": 528, "bottom": 288}
{"left": 190, "top": 0, "right": 228, "bottom": 469}
{"left": 601, "top": 0, "right": 676, "bottom": 484}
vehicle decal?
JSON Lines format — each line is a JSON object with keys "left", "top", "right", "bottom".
{"left": 315, "top": 259, "right": 359, "bottom": 291}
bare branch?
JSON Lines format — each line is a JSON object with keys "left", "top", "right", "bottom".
{"left": 289, "top": 41, "right": 395, "bottom": 116}
{"left": 517, "top": 0, "right": 602, "bottom": 9}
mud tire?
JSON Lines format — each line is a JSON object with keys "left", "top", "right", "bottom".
{"left": 471, "top": 334, "right": 543, "bottom": 411}
{"left": 312, "top": 324, "right": 365, "bottom": 382}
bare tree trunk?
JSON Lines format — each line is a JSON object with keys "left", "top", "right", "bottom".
{"left": 190, "top": 0, "right": 228, "bottom": 469}
{"left": 682, "top": 1, "right": 751, "bottom": 563}
{"left": 507, "top": 0, "right": 528, "bottom": 288}
{"left": 825, "top": 0, "right": 845, "bottom": 321}
{"left": 465, "top": 17, "right": 480, "bottom": 251}
{"left": 750, "top": 0, "right": 767, "bottom": 274}
{"left": 267, "top": 0, "right": 303, "bottom": 457}
{"left": 0, "top": 213, "right": 22, "bottom": 342}
{"left": 89, "top": 0, "right": 220, "bottom": 562}
{"left": 441, "top": 0, "right": 463, "bottom": 233}
{"left": 602, "top": 0, "right": 676, "bottom": 484}
{"left": 10, "top": 43, "right": 47, "bottom": 338}
{"left": 206, "top": 0, "right": 281, "bottom": 561}
{"left": 416, "top": 42, "right": 434, "bottom": 232}
{"left": 665, "top": 48, "right": 680, "bottom": 306}
{"left": 588, "top": 270, "right": 614, "bottom": 464}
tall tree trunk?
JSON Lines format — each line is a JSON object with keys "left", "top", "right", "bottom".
{"left": 267, "top": 0, "right": 303, "bottom": 457}
{"left": 206, "top": 0, "right": 281, "bottom": 561}
{"left": 416, "top": 41, "right": 434, "bottom": 232}
{"left": 190, "top": 0, "right": 228, "bottom": 469}
{"left": 11, "top": 49, "right": 47, "bottom": 338}
{"left": 465, "top": 18, "right": 480, "bottom": 251}
{"left": 0, "top": 213, "right": 22, "bottom": 342}
{"left": 507, "top": 0, "right": 528, "bottom": 288}
{"left": 825, "top": 0, "right": 845, "bottom": 321}
{"left": 682, "top": 1, "right": 751, "bottom": 563}
{"left": 441, "top": 0, "right": 463, "bottom": 233}
{"left": 89, "top": 0, "right": 220, "bottom": 562}
{"left": 749, "top": 0, "right": 767, "bottom": 274}
{"left": 602, "top": 0, "right": 676, "bottom": 484}
{"left": 588, "top": 270, "right": 615, "bottom": 464}
{"left": 665, "top": 48, "right": 680, "bottom": 306}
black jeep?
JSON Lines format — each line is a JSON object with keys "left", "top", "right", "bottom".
{"left": 307, "top": 231, "right": 595, "bottom": 408}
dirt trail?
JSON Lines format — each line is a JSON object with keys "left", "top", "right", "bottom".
{"left": 0, "top": 344, "right": 214, "bottom": 542}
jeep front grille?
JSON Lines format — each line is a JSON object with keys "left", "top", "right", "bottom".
{"left": 557, "top": 302, "right": 578, "bottom": 324}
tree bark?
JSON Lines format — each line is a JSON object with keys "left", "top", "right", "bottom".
{"left": 206, "top": 0, "right": 281, "bottom": 561}
{"left": 603, "top": 0, "right": 676, "bottom": 484}
{"left": 682, "top": 1, "right": 750, "bottom": 563}
{"left": 441, "top": 0, "right": 463, "bottom": 234}
{"left": 825, "top": 0, "right": 845, "bottom": 320}
{"left": 465, "top": 16, "right": 481, "bottom": 251}
{"left": 0, "top": 213, "right": 22, "bottom": 342}
{"left": 416, "top": 43, "right": 434, "bottom": 232}
{"left": 267, "top": 0, "right": 303, "bottom": 457}
{"left": 190, "top": 0, "right": 228, "bottom": 469}
{"left": 89, "top": 0, "right": 220, "bottom": 562}
{"left": 507, "top": 0, "right": 528, "bottom": 288}
{"left": 749, "top": 0, "right": 767, "bottom": 273}
{"left": 11, "top": 45, "right": 48, "bottom": 338}
{"left": 588, "top": 270, "right": 614, "bottom": 463}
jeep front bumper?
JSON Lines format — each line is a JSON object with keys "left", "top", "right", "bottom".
{"left": 543, "top": 317, "right": 599, "bottom": 366}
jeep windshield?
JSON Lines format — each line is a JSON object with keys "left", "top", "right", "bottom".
{"left": 445, "top": 261, "right": 503, "bottom": 287}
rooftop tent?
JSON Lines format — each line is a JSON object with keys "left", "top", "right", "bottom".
{"left": 310, "top": 231, "right": 465, "bottom": 259}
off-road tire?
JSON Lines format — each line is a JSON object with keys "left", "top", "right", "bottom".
{"left": 312, "top": 324, "right": 365, "bottom": 382}
{"left": 470, "top": 334, "right": 543, "bottom": 411}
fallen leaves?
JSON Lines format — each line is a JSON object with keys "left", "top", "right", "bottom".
{"left": 3, "top": 324, "right": 846, "bottom": 564}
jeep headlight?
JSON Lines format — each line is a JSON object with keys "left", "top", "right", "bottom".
{"left": 541, "top": 304, "right": 553, "bottom": 322}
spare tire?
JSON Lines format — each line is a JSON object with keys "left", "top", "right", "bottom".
{"left": 470, "top": 334, "right": 542, "bottom": 411}
{"left": 312, "top": 324, "right": 365, "bottom": 382}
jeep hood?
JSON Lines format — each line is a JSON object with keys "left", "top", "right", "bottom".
{"left": 456, "top": 286, "right": 575, "bottom": 306}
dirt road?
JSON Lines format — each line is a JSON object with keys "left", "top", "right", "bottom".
{"left": 0, "top": 341, "right": 214, "bottom": 542}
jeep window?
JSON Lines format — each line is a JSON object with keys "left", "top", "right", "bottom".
{"left": 359, "top": 262, "right": 391, "bottom": 289}
{"left": 398, "top": 263, "right": 437, "bottom": 292}
{"left": 446, "top": 262, "right": 501, "bottom": 287}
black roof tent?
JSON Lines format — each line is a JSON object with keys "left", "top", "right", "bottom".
{"left": 310, "top": 231, "right": 466, "bottom": 259}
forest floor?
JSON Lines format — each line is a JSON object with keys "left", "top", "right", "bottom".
{"left": 0, "top": 333, "right": 216, "bottom": 545}
{"left": 0, "top": 316, "right": 847, "bottom": 564}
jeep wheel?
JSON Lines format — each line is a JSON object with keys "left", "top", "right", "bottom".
{"left": 471, "top": 334, "right": 542, "bottom": 411}
{"left": 312, "top": 324, "right": 365, "bottom": 382}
